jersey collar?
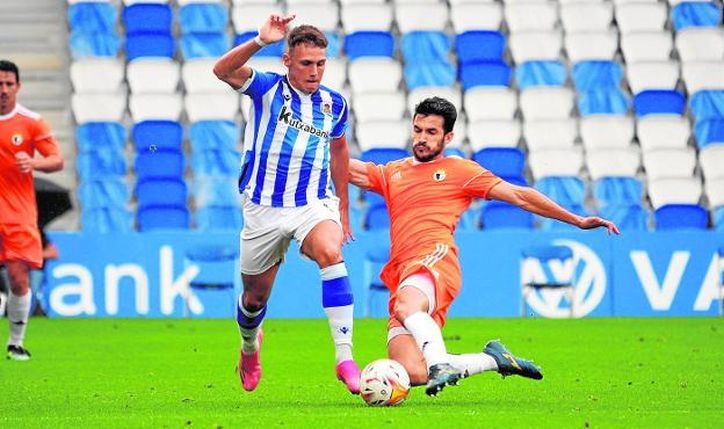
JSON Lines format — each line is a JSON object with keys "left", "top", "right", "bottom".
{"left": 0, "top": 104, "right": 18, "bottom": 121}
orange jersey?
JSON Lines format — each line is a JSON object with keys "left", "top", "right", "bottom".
{"left": 0, "top": 104, "right": 58, "bottom": 225}
{"left": 365, "top": 156, "right": 502, "bottom": 293}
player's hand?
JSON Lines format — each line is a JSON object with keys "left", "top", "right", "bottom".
{"left": 258, "top": 14, "right": 296, "bottom": 45}
{"left": 340, "top": 207, "right": 355, "bottom": 244}
{"left": 15, "top": 151, "right": 33, "bottom": 173}
{"left": 578, "top": 216, "right": 620, "bottom": 235}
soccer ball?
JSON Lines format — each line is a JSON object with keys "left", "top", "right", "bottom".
{"left": 360, "top": 359, "right": 411, "bottom": 406}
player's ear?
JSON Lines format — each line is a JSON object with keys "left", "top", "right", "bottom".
{"left": 443, "top": 131, "right": 454, "bottom": 145}
{"left": 282, "top": 52, "right": 291, "bottom": 68}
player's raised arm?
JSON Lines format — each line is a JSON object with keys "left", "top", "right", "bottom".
{"left": 348, "top": 158, "right": 372, "bottom": 189}
{"left": 487, "top": 180, "right": 620, "bottom": 235}
{"left": 213, "top": 14, "right": 295, "bottom": 89}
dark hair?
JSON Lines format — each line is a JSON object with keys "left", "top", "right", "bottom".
{"left": 414, "top": 97, "right": 457, "bottom": 133}
{"left": 0, "top": 60, "right": 19, "bottom": 82}
{"left": 287, "top": 25, "right": 328, "bottom": 49}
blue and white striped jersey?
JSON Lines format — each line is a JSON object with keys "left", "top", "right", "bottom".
{"left": 238, "top": 69, "right": 349, "bottom": 207}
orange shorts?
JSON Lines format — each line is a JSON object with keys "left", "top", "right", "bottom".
{"left": 383, "top": 246, "right": 462, "bottom": 331}
{"left": 0, "top": 223, "right": 43, "bottom": 269}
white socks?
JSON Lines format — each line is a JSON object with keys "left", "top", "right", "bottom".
{"left": 403, "top": 312, "right": 447, "bottom": 368}
{"left": 7, "top": 291, "right": 30, "bottom": 347}
{"left": 321, "top": 263, "right": 354, "bottom": 364}
{"left": 446, "top": 352, "right": 498, "bottom": 377}
{"left": 237, "top": 296, "right": 263, "bottom": 355}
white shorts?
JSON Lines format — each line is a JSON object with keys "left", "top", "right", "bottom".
{"left": 240, "top": 197, "right": 342, "bottom": 275}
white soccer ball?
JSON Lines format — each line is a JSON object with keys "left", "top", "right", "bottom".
{"left": 360, "top": 359, "right": 411, "bottom": 406}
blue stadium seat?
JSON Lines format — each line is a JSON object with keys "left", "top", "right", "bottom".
{"left": 672, "top": 2, "right": 723, "bottom": 30}
{"left": 179, "top": 3, "right": 228, "bottom": 33}
{"left": 401, "top": 32, "right": 450, "bottom": 64}
{"left": 536, "top": 177, "right": 586, "bottom": 207}
{"left": 460, "top": 61, "right": 511, "bottom": 90}
{"left": 714, "top": 206, "right": 724, "bottom": 231}
{"left": 193, "top": 176, "right": 240, "bottom": 208}
{"left": 135, "top": 150, "right": 185, "bottom": 181}
{"left": 190, "top": 149, "right": 241, "bottom": 176}
{"left": 181, "top": 33, "right": 230, "bottom": 59}
{"left": 633, "top": 90, "right": 686, "bottom": 117}
{"left": 593, "top": 177, "right": 643, "bottom": 207}
{"left": 344, "top": 31, "right": 395, "bottom": 60}
{"left": 690, "top": 90, "right": 724, "bottom": 122}
{"left": 123, "top": 3, "right": 173, "bottom": 34}
{"left": 78, "top": 178, "right": 129, "bottom": 210}
{"left": 539, "top": 204, "right": 588, "bottom": 231}
{"left": 126, "top": 33, "right": 175, "bottom": 61}
{"left": 571, "top": 61, "right": 623, "bottom": 92}
{"left": 364, "top": 203, "right": 390, "bottom": 230}
{"left": 82, "top": 207, "right": 133, "bottom": 233}
{"left": 68, "top": 2, "right": 117, "bottom": 32}
{"left": 70, "top": 31, "right": 121, "bottom": 58}
{"left": 76, "top": 122, "right": 126, "bottom": 153}
{"left": 654, "top": 204, "right": 709, "bottom": 230}
{"left": 694, "top": 118, "right": 724, "bottom": 148}
{"left": 77, "top": 149, "right": 127, "bottom": 180}
{"left": 516, "top": 61, "right": 567, "bottom": 90}
{"left": 480, "top": 201, "right": 534, "bottom": 230}
{"left": 578, "top": 89, "right": 629, "bottom": 116}
{"left": 189, "top": 121, "right": 240, "bottom": 152}
{"left": 472, "top": 148, "right": 525, "bottom": 179}
{"left": 360, "top": 148, "right": 410, "bottom": 165}
{"left": 234, "top": 32, "right": 285, "bottom": 57}
{"left": 196, "top": 206, "right": 244, "bottom": 231}
{"left": 136, "top": 179, "right": 188, "bottom": 209}
{"left": 404, "top": 62, "right": 456, "bottom": 90}
{"left": 132, "top": 121, "right": 183, "bottom": 153}
{"left": 456, "top": 31, "right": 505, "bottom": 64}
{"left": 137, "top": 205, "right": 190, "bottom": 231}
{"left": 598, "top": 204, "right": 649, "bottom": 231}
{"left": 325, "top": 32, "right": 342, "bottom": 58}
{"left": 444, "top": 147, "right": 466, "bottom": 158}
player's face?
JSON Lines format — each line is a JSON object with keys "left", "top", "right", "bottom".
{"left": 0, "top": 71, "right": 20, "bottom": 115}
{"left": 412, "top": 114, "right": 453, "bottom": 163}
{"left": 284, "top": 43, "right": 326, "bottom": 94}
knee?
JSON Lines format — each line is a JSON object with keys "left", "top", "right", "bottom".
{"left": 393, "top": 302, "right": 415, "bottom": 324}
{"left": 7, "top": 271, "right": 29, "bottom": 295}
{"left": 313, "top": 242, "right": 342, "bottom": 268}
{"left": 241, "top": 287, "right": 268, "bottom": 311}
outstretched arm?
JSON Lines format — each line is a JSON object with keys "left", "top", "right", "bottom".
{"left": 348, "top": 158, "right": 372, "bottom": 189}
{"left": 487, "top": 181, "right": 620, "bottom": 234}
{"left": 213, "top": 14, "right": 295, "bottom": 89}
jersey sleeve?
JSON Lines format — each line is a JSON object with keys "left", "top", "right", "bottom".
{"left": 33, "top": 118, "right": 59, "bottom": 157}
{"left": 330, "top": 97, "right": 349, "bottom": 139}
{"left": 365, "top": 161, "right": 387, "bottom": 196}
{"left": 240, "top": 69, "right": 280, "bottom": 98}
{"left": 460, "top": 160, "right": 502, "bottom": 200}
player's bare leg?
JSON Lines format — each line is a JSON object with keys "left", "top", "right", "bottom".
{"left": 302, "top": 220, "right": 360, "bottom": 394}
{"left": 388, "top": 333, "right": 428, "bottom": 386}
{"left": 5, "top": 261, "right": 32, "bottom": 361}
{"left": 236, "top": 263, "right": 279, "bottom": 391}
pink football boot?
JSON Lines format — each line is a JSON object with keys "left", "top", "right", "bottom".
{"left": 336, "top": 359, "right": 361, "bottom": 394}
{"left": 238, "top": 330, "right": 263, "bottom": 391}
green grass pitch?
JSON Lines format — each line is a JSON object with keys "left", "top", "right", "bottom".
{"left": 1, "top": 317, "right": 722, "bottom": 428}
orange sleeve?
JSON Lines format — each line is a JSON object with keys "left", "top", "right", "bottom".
{"left": 460, "top": 160, "right": 502, "bottom": 200}
{"left": 365, "top": 161, "right": 387, "bottom": 196}
{"left": 33, "top": 118, "right": 59, "bottom": 157}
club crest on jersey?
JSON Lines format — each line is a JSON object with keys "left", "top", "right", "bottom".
{"left": 433, "top": 169, "right": 447, "bottom": 182}
{"left": 11, "top": 133, "right": 23, "bottom": 146}
{"left": 322, "top": 102, "right": 332, "bottom": 116}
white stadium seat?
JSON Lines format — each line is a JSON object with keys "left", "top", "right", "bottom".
{"left": 182, "top": 58, "right": 237, "bottom": 94}
{"left": 615, "top": 3, "right": 668, "bottom": 34}
{"left": 72, "top": 92, "right": 127, "bottom": 124}
{"left": 247, "top": 58, "right": 287, "bottom": 76}
{"left": 612, "top": 0, "right": 659, "bottom": 4}
{"left": 642, "top": 148, "right": 697, "bottom": 180}
{"left": 560, "top": 2, "right": 613, "bottom": 33}
{"left": 509, "top": 30, "right": 563, "bottom": 63}
{"left": 407, "top": 86, "right": 462, "bottom": 114}
{"left": 291, "top": 2, "right": 340, "bottom": 32}
{"left": 322, "top": 58, "right": 347, "bottom": 90}
{"left": 70, "top": 58, "right": 124, "bottom": 93}
{"left": 626, "top": 61, "right": 680, "bottom": 94}
{"left": 356, "top": 120, "right": 409, "bottom": 151}
{"left": 699, "top": 144, "right": 724, "bottom": 181}
{"left": 565, "top": 30, "right": 619, "bottom": 62}
{"left": 127, "top": 58, "right": 180, "bottom": 94}
{"left": 580, "top": 115, "right": 634, "bottom": 149}
{"left": 706, "top": 178, "right": 724, "bottom": 208}
{"left": 185, "top": 93, "right": 240, "bottom": 122}
{"left": 395, "top": 3, "right": 448, "bottom": 33}
{"left": 621, "top": 31, "right": 673, "bottom": 62}
{"left": 341, "top": 3, "right": 393, "bottom": 33}
{"left": 647, "top": 178, "right": 702, "bottom": 209}
{"left": 586, "top": 147, "right": 641, "bottom": 180}
{"left": 129, "top": 93, "right": 183, "bottom": 122}
{"left": 348, "top": 58, "right": 401, "bottom": 94}
{"left": 504, "top": 2, "right": 558, "bottom": 32}
{"left": 675, "top": 28, "right": 724, "bottom": 63}
{"left": 528, "top": 147, "right": 585, "bottom": 179}
{"left": 682, "top": 62, "right": 724, "bottom": 95}
{"left": 339, "top": 0, "right": 386, "bottom": 4}
{"left": 353, "top": 92, "right": 406, "bottom": 123}
{"left": 451, "top": 112, "right": 467, "bottom": 148}
{"left": 464, "top": 87, "right": 518, "bottom": 121}
{"left": 451, "top": 3, "right": 503, "bottom": 32}
{"left": 519, "top": 87, "right": 574, "bottom": 120}
{"left": 232, "top": 4, "right": 283, "bottom": 33}
{"left": 636, "top": 116, "right": 691, "bottom": 151}
{"left": 468, "top": 119, "right": 521, "bottom": 150}
{"left": 523, "top": 119, "right": 578, "bottom": 150}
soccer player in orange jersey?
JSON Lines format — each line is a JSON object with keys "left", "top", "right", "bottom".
{"left": 349, "top": 97, "right": 620, "bottom": 395}
{"left": 0, "top": 60, "right": 64, "bottom": 361}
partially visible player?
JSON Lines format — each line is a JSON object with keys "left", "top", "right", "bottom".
{"left": 349, "top": 97, "right": 620, "bottom": 395}
{"left": 213, "top": 17, "right": 361, "bottom": 393}
{"left": 0, "top": 59, "right": 64, "bottom": 360}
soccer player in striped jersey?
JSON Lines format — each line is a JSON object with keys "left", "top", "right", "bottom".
{"left": 214, "top": 16, "right": 360, "bottom": 393}
{"left": 349, "top": 97, "right": 620, "bottom": 396}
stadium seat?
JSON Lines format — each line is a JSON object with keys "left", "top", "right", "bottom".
{"left": 560, "top": 2, "right": 613, "bottom": 32}
{"left": 182, "top": 32, "right": 230, "bottom": 59}
{"left": 363, "top": 203, "right": 390, "bottom": 230}
{"left": 182, "top": 244, "right": 240, "bottom": 316}
{"left": 123, "top": 3, "right": 173, "bottom": 34}
{"left": 69, "top": 30, "right": 122, "bottom": 58}
{"left": 636, "top": 116, "right": 691, "bottom": 150}
{"left": 78, "top": 178, "right": 130, "bottom": 210}
{"left": 408, "top": 86, "right": 462, "bottom": 115}
{"left": 191, "top": 150, "right": 241, "bottom": 176}
{"left": 598, "top": 204, "right": 649, "bottom": 231}
{"left": 459, "top": 61, "right": 511, "bottom": 90}
{"left": 471, "top": 147, "right": 526, "bottom": 179}
{"left": 68, "top": 1, "right": 117, "bottom": 33}
{"left": 356, "top": 121, "right": 409, "bottom": 151}
{"left": 464, "top": 87, "right": 517, "bottom": 121}
{"left": 451, "top": 2, "right": 503, "bottom": 32}
{"left": 519, "top": 87, "right": 575, "bottom": 120}
{"left": 578, "top": 89, "right": 630, "bottom": 116}
{"left": 404, "top": 62, "right": 456, "bottom": 90}
{"left": 76, "top": 122, "right": 126, "bottom": 153}
{"left": 671, "top": 2, "right": 723, "bottom": 30}
{"left": 523, "top": 119, "right": 577, "bottom": 150}
{"left": 682, "top": 61, "right": 724, "bottom": 95}
{"left": 626, "top": 61, "right": 680, "bottom": 94}
{"left": 643, "top": 148, "right": 697, "bottom": 180}
{"left": 509, "top": 30, "right": 563, "bottom": 64}
{"left": 233, "top": 31, "right": 284, "bottom": 57}
{"left": 182, "top": 58, "right": 237, "bottom": 94}
{"left": 395, "top": 3, "right": 448, "bottom": 33}
{"left": 571, "top": 61, "right": 623, "bottom": 92}
{"left": 536, "top": 177, "right": 586, "bottom": 207}
{"left": 81, "top": 207, "right": 133, "bottom": 233}
{"left": 292, "top": 2, "right": 340, "bottom": 33}
{"left": 515, "top": 61, "right": 566, "bottom": 90}
{"left": 127, "top": 58, "right": 180, "bottom": 94}
{"left": 135, "top": 150, "right": 185, "bottom": 181}
{"left": 344, "top": 31, "right": 395, "bottom": 60}
{"left": 615, "top": 3, "right": 668, "bottom": 33}
{"left": 633, "top": 91, "right": 686, "bottom": 117}
{"left": 620, "top": 31, "right": 673, "bottom": 62}
{"left": 193, "top": 176, "right": 240, "bottom": 208}
{"left": 70, "top": 58, "right": 124, "bottom": 93}
{"left": 480, "top": 201, "right": 534, "bottom": 230}
{"left": 348, "top": 58, "right": 402, "bottom": 94}
{"left": 565, "top": 30, "right": 619, "bottom": 62}
{"left": 341, "top": 3, "right": 393, "bottom": 33}
{"left": 694, "top": 118, "right": 724, "bottom": 148}
{"left": 699, "top": 144, "right": 724, "bottom": 180}
{"left": 528, "top": 148, "right": 584, "bottom": 179}
{"left": 580, "top": 115, "right": 634, "bottom": 149}
{"left": 321, "top": 58, "right": 347, "bottom": 91}
{"left": 136, "top": 179, "right": 188, "bottom": 209}
{"left": 72, "top": 92, "right": 127, "bottom": 124}
{"left": 468, "top": 119, "right": 521, "bottom": 150}
{"left": 129, "top": 94, "right": 183, "bottom": 122}
{"left": 654, "top": 204, "right": 709, "bottom": 230}
{"left": 586, "top": 148, "right": 641, "bottom": 180}
{"left": 505, "top": 2, "right": 558, "bottom": 32}
{"left": 593, "top": 177, "right": 644, "bottom": 207}
{"left": 126, "top": 32, "right": 175, "bottom": 61}
{"left": 359, "top": 148, "right": 410, "bottom": 165}
{"left": 647, "top": 177, "right": 703, "bottom": 209}
{"left": 132, "top": 121, "right": 183, "bottom": 153}
{"left": 456, "top": 31, "right": 506, "bottom": 64}
{"left": 179, "top": 2, "right": 228, "bottom": 33}
{"left": 137, "top": 205, "right": 190, "bottom": 231}
{"left": 705, "top": 178, "right": 724, "bottom": 212}
{"left": 185, "top": 93, "right": 240, "bottom": 122}
{"left": 675, "top": 28, "right": 724, "bottom": 62}
{"left": 353, "top": 93, "right": 406, "bottom": 123}
{"left": 189, "top": 121, "right": 240, "bottom": 153}
{"left": 77, "top": 149, "right": 127, "bottom": 180}
{"left": 232, "top": 3, "right": 283, "bottom": 34}
{"left": 196, "top": 206, "right": 244, "bottom": 231}
{"left": 690, "top": 90, "right": 724, "bottom": 122}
